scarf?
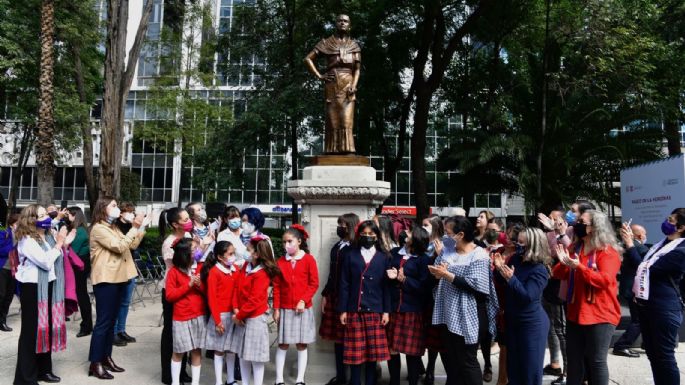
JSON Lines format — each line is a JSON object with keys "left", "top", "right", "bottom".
{"left": 36, "top": 234, "right": 66, "bottom": 353}
{"left": 633, "top": 238, "right": 685, "bottom": 300}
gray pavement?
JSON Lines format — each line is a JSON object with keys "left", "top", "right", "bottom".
{"left": 0, "top": 294, "right": 682, "bottom": 385}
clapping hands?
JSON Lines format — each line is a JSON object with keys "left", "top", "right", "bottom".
{"left": 555, "top": 244, "right": 579, "bottom": 268}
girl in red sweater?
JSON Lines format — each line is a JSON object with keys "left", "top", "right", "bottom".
{"left": 165, "top": 238, "right": 206, "bottom": 385}
{"left": 273, "top": 225, "right": 320, "bottom": 385}
{"left": 200, "top": 241, "right": 239, "bottom": 385}
{"left": 229, "top": 235, "right": 281, "bottom": 385}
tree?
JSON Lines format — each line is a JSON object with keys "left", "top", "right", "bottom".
{"left": 99, "top": 0, "right": 154, "bottom": 198}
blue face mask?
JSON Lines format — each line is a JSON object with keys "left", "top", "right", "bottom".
{"left": 662, "top": 220, "right": 677, "bottom": 236}
{"left": 35, "top": 217, "right": 53, "bottom": 230}
{"left": 515, "top": 244, "right": 525, "bottom": 255}
{"left": 193, "top": 249, "right": 203, "bottom": 262}
{"left": 565, "top": 210, "right": 577, "bottom": 225}
{"left": 228, "top": 218, "right": 242, "bottom": 230}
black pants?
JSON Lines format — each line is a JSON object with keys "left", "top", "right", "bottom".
{"left": 613, "top": 297, "right": 640, "bottom": 350}
{"left": 638, "top": 305, "right": 682, "bottom": 385}
{"left": 566, "top": 322, "right": 614, "bottom": 385}
{"left": 89, "top": 282, "right": 126, "bottom": 363}
{"left": 73, "top": 266, "right": 92, "bottom": 332}
{"left": 443, "top": 330, "right": 481, "bottom": 385}
{"left": 14, "top": 282, "right": 53, "bottom": 385}
{"left": 0, "top": 268, "right": 16, "bottom": 324}
{"left": 477, "top": 300, "right": 492, "bottom": 369}
{"left": 161, "top": 288, "right": 188, "bottom": 384}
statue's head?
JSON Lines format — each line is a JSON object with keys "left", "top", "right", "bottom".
{"left": 336, "top": 14, "right": 351, "bottom": 33}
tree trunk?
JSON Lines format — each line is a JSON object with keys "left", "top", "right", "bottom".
{"left": 664, "top": 119, "right": 682, "bottom": 156}
{"left": 411, "top": 87, "right": 431, "bottom": 221}
{"left": 290, "top": 119, "right": 299, "bottom": 224}
{"left": 72, "top": 44, "right": 98, "bottom": 211}
{"left": 537, "top": 0, "right": 551, "bottom": 211}
{"left": 35, "top": 0, "right": 56, "bottom": 206}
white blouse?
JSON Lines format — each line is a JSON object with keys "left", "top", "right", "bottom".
{"left": 15, "top": 236, "right": 61, "bottom": 283}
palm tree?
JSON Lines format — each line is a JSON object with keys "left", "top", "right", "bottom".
{"left": 35, "top": 0, "right": 56, "bottom": 206}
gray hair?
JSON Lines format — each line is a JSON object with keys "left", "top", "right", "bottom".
{"left": 522, "top": 227, "right": 551, "bottom": 266}
{"left": 588, "top": 210, "right": 623, "bottom": 254}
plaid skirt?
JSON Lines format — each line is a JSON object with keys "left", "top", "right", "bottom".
{"left": 278, "top": 308, "right": 316, "bottom": 345}
{"left": 386, "top": 312, "right": 425, "bottom": 356}
{"left": 172, "top": 316, "right": 206, "bottom": 353}
{"left": 343, "top": 312, "right": 390, "bottom": 365}
{"left": 424, "top": 304, "right": 446, "bottom": 352}
{"left": 319, "top": 295, "right": 344, "bottom": 342}
{"left": 227, "top": 313, "right": 270, "bottom": 363}
{"left": 203, "top": 312, "right": 235, "bottom": 351}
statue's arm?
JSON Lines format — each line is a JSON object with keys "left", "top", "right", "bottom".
{"left": 304, "top": 50, "right": 323, "bottom": 80}
{"left": 351, "top": 61, "right": 361, "bottom": 92}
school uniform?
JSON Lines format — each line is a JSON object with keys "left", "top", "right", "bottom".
{"left": 338, "top": 246, "right": 391, "bottom": 366}
{"left": 203, "top": 263, "right": 238, "bottom": 352}
{"left": 165, "top": 263, "right": 206, "bottom": 353}
{"left": 424, "top": 254, "right": 446, "bottom": 353}
{"left": 320, "top": 241, "right": 351, "bottom": 342}
{"left": 387, "top": 249, "right": 430, "bottom": 356}
{"left": 274, "top": 252, "right": 319, "bottom": 345}
{"left": 228, "top": 263, "right": 271, "bottom": 363}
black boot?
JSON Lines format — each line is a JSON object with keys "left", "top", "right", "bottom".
{"left": 388, "top": 354, "right": 401, "bottom": 385}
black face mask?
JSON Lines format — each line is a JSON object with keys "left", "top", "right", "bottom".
{"left": 398, "top": 231, "right": 408, "bottom": 248}
{"left": 573, "top": 222, "right": 588, "bottom": 239}
{"left": 359, "top": 235, "right": 376, "bottom": 249}
{"left": 336, "top": 226, "right": 347, "bottom": 240}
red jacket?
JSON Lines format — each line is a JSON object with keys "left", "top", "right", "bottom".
{"left": 552, "top": 245, "right": 621, "bottom": 326}
{"left": 165, "top": 263, "right": 206, "bottom": 321}
{"left": 233, "top": 264, "right": 270, "bottom": 321}
{"left": 206, "top": 264, "right": 238, "bottom": 325}
{"left": 273, "top": 253, "right": 319, "bottom": 309}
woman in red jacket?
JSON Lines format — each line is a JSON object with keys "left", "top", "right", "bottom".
{"left": 273, "top": 225, "right": 320, "bottom": 385}
{"left": 201, "top": 241, "right": 239, "bottom": 385}
{"left": 229, "top": 235, "right": 281, "bottom": 385}
{"left": 165, "top": 238, "right": 206, "bottom": 385}
{"left": 552, "top": 210, "right": 621, "bottom": 385}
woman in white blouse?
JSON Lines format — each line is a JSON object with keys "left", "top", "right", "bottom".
{"left": 14, "top": 204, "right": 75, "bottom": 385}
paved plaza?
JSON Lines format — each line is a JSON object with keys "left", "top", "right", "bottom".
{"left": 0, "top": 294, "right": 682, "bottom": 385}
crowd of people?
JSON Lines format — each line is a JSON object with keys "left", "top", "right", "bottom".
{"left": 3, "top": 198, "right": 685, "bottom": 385}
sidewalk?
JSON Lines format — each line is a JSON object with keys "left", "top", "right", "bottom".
{"left": 0, "top": 295, "right": 681, "bottom": 384}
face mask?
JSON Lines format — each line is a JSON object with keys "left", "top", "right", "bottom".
{"left": 193, "top": 249, "right": 203, "bottom": 262}
{"left": 122, "top": 212, "right": 135, "bottom": 223}
{"left": 573, "top": 222, "right": 588, "bottom": 239}
{"left": 399, "top": 232, "right": 409, "bottom": 248}
{"left": 225, "top": 255, "right": 236, "bottom": 265}
{"left": 285, "top": 244, "right": 298, "bottom": 255}
{"left": 35, "top": 217, "right": 53, "bottom": 230}
{"left": 565, "top": 210, "right": 577, "bottom": 225}
{"left": 48, "top": 211, "right": 58, "bottom": 219}
{"left": 359, "top": 235, "right": 376, "bottom": 249}
{"left": 244, "top": 253, "right": 253, "bottom": 264}
{"left": 228, "top": 218, "right": 242, "bottom": 230}
{"left": 662, "top": 220, "right": 677, "bottom": 236}
{"left": 107, "top": 207, "right": 121, "bottom": 224}
{"left": 242, "top": 222, "right": 256, "bottom": 234}
{"left": 197, "top": 210, "right": 207, "bottom": 222}
{"left": 336, "top": 226, "right": 347, "bottom": 240}
{"left": 423, "top": 225, "right": 433, "bottom": 234}
{"left": 515, "top": 244, "right": 525, "bottom": 255}
{"left": 181, "top": 220, "right": 194, "bottom": 233}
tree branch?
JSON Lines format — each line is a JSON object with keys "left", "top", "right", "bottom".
{"left": 122, "top": 0, "right": 154, "bottom": 92}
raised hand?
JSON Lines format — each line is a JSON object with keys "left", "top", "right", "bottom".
{"left": 538, "top": 213, "right": 554, "bottom": 231}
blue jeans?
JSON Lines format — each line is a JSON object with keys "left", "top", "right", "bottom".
{"left": 89, "top": 282, "right": 127, "bottom": 362}
{"left": 638, "top": 305, "right": 682, "bottom": 385}
{"left": 114, "top": 278, "right": 136, "bottom": 334}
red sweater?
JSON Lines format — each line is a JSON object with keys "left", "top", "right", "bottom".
{"left": 273, "top": 253, "right": 320, "bottom": 309}
{"left": 206, "top": 264, "right": 238, "bottom": 325}
{"left": 165, "top": 264, "right": 206, "bottom": 321}
{"left": 233, "top": 264, "right": 270, "bottom": 321}
{"left": 552, "top": 245, "right": 621, "bottom": 326}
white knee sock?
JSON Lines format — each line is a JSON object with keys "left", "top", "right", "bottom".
{"left": 171, "top": 360, "right": 182, "bottom": 385}
{"left": 296, "top": 348, "right": 308, "bottom": 383}
{"left": 213, "top": 355, "right": 224, "bottom": 385}
{"left": 191, "top": 364, "right": 201, "bottom": 385}
{"left": 225, "top": 352, "right": 236, "bottom": 384}
{"left": 275, "top": 348, "right": 287, "bottom": 383}
{"left": 252, "top": 362, "right": 265, "bottom": 385}
{"left": 239, "top": 359, "right": 252, "bottom": 385}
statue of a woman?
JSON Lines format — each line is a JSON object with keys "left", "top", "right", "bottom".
{"left": 304, "top": 14, "right": 361, "bottom": 154}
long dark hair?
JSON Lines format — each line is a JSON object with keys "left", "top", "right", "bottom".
{"left": 409, "top": 226, "right": 430, "bottom": 256}
{"left": 159, "top": 207, "right": 186, "bottom": 239}
{"left": 671, "top": 208, "right": 685, "bottom": 238}
{"left": 250, "top": 238, "right": 281, "bottom": 279}
{"left": 375, "top": 215, "right": 397, "bottom": 252}
{"left": 172, "top": 238, "right": 193, "bottom": 270}
{"left": 67, "top": 206, "right": 88, "bottom": 230}
{"left": 338, "top": 213, "right": 359, "bottom": 242}
{"left": 283, "top": 226, "right": 309, "bottom": 253}
{"left": 89, "top": 196, "right": 116, "bottom": 231}
{"left": 201, "top": 241, "right": 234, "bottom": 283}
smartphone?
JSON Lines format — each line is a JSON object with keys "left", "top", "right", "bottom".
{"left": 60, "top": 200, "right": 68, "bottom": 210}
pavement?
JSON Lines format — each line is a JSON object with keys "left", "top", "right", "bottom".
{"left": 0, "top": 289, "right": 683, "bottom": 385}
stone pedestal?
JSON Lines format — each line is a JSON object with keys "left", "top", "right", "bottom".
{"left": 287, "top": 165, "right": 390, "bottom": 339}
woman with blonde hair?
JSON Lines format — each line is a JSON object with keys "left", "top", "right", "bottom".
{"left": 494, "top": 227, "right": 550, "bottom": 385}
{"left": 553, "top": 210, "right": 621, "bottom": 385}
{"left": 14, "top": 204, "right": 76, "bottom": 384}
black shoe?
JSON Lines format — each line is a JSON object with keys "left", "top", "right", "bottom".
{"left": 37, "top": 373, "right": 61, "bottom": 383}
{"left": 77, "top": 329, "right": 92, "bottom": 338}
{"left": 551, "top": 375, "right": 567, "bottom": 385}
{"left": 0, "top": 322, "right": 12, "bottom": 332}
{"left": 119, "top": 332, "right": 136, "bottom": 343}
{"left": 543, "top": 364, "right": 563, "bottom": 376}
{"left": 424, "top": 372, "right": 434, "bottom": 385}
{"left": 180, "top": 372, "right": 192, "bottom": 383}
{"left": 612, "top": 348, "right": 640, "bottom": 358}
{"left": 112, "top": 334, "right": 127, "bottom": 346}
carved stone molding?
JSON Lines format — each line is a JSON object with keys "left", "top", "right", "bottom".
{"left": 287, "top": 185, "right": 390, "bottom": 205}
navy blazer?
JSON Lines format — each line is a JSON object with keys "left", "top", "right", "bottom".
{"left": 634, "top": 241, "right": 685, "bottom": 311}
{"left": 321, "top": 240, "right": 350, "bottom": 297}
{"left": 619, "top": 241, "right": 650, "bottom": 299}
{"left": 388, "top": 249, "right": 431, "bottom": 313}
{"left": 338, "top": 247, "right": 392, "bottom": 313}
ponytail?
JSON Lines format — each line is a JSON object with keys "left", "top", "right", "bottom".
{"left": 159, "top": 207, "right": 185, "bottom": 239}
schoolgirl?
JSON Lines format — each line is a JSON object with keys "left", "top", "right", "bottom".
{"left": 201, "top": 241, "right": 239, "bottom": 385}
{"left": 386, "top": 227, "right": 431, "bottom": 385}
{"left": 338, "top": 220, "right": 391, "bottom": 385}
{"left": 273, "top": 225, "right": 320, "bottom": 385}
{"left": 320, "top": 213, "right": 359, "bottom": 385}
{"left": 165, "top": 238, "right": 206, "bottom": 385}
{"left": 230, "top": 235, "right": 281, "bottom": 385}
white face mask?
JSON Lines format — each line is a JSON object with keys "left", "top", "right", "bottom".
{"left": 197, "top": 209, "right": 207, "bottom": 222}
{"left": 423, "top": 225, "right": 433, "bottom": 235}
{"left": 107, "top": 207, "right": 121, "bottom": 223}
{"left": 122, "top": 212, "right": 135, "bottom": 223}
{"left": 242, "top": 222, "right": 255, "bottom": 234}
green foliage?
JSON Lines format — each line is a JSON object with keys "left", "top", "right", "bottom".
{"left": 120, "top": 168, "right": 142, "bottom": 205}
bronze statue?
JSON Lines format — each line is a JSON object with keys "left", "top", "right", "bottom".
{"left": 304, "top": 14, "right": 361, "bottom": 155}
